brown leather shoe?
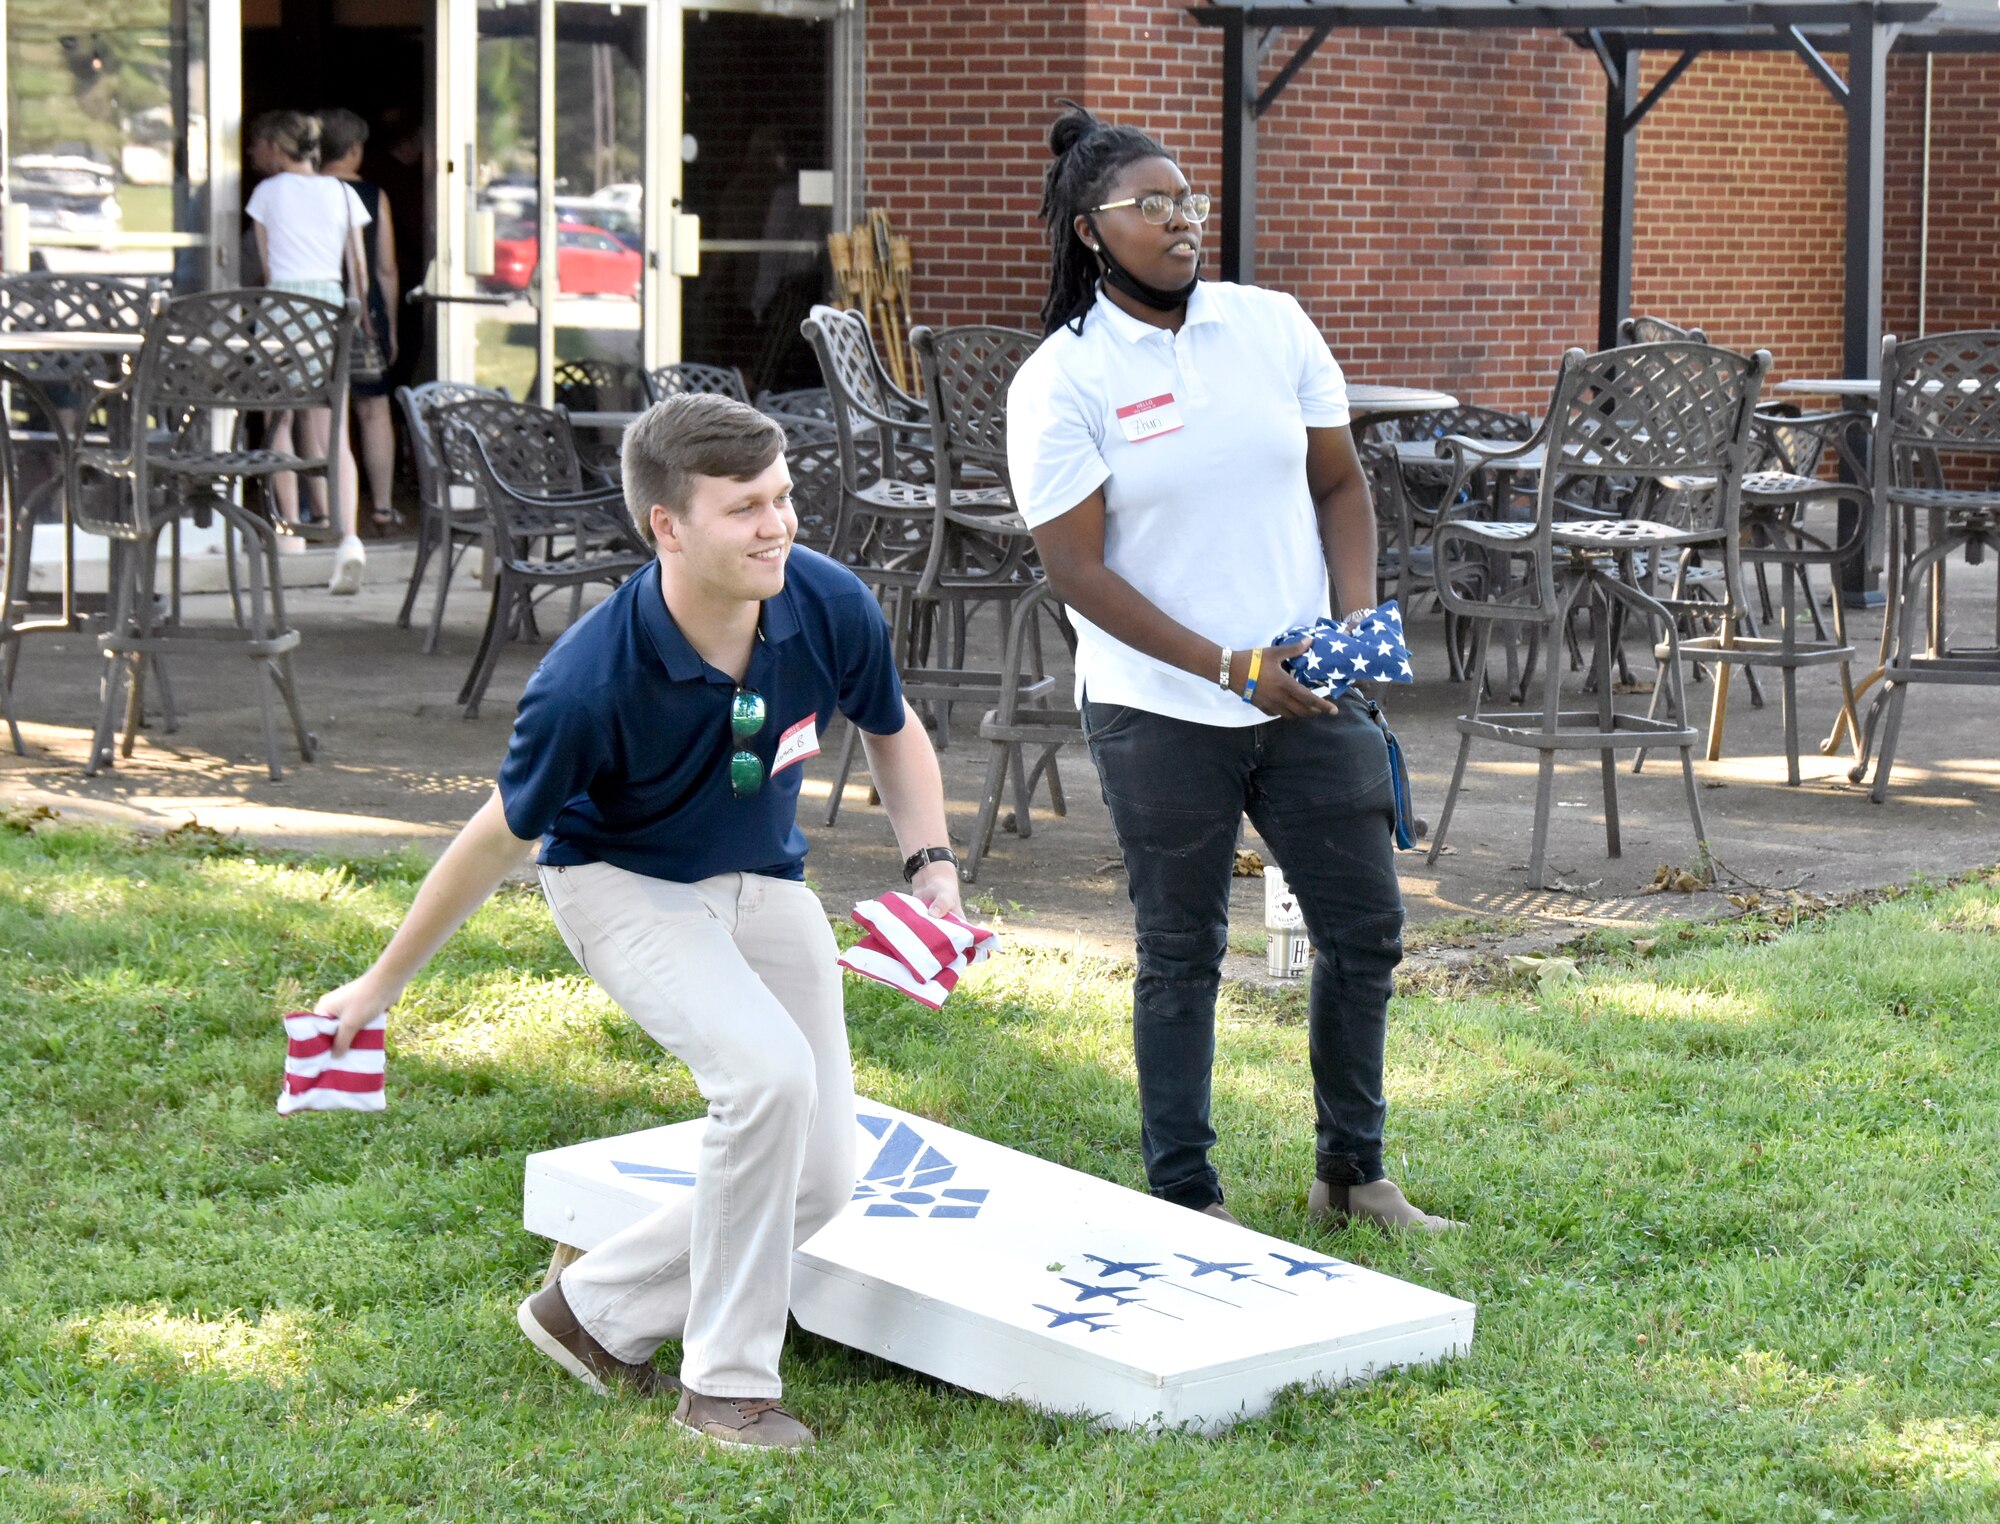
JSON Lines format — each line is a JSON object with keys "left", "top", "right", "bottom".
{"left": 674, "top": 1390, "right": 816, "bottom": 1450}
{"left": 1200, "top": 1201, "right": 1243, "bottom": 1226}
{"left": 516, "top": 1279, "right": 680, "bottom": 1398}
{"left": 1309, "top": 1177, "right": 1462, "bottom": 1232}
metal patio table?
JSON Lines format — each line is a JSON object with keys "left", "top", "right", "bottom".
{"left": 0, "top": 330, "right": 146, "bottom": 635}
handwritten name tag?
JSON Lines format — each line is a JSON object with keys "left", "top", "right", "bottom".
{"left": 771, "top": 714, "right": 821, "bottom": 777}
{"left": 1115, "top": 393, "right": 1184, "bottom": 443}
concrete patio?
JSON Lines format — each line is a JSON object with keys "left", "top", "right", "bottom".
{"left": 4, "top": 537, "right": 1995, "bottom": 981}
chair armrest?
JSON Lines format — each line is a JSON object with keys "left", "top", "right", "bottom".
{"left": 1435, "top": 423, "right": 1550, "bottom": 511}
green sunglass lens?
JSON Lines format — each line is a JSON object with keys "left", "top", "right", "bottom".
{"left": 731, "top": 689, "right": 766, "bottom": 740}
{"left": 729, "top": 751, "right": 765, "bottom": 799}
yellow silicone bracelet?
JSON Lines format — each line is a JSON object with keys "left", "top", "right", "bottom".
{"left": 1242, "top": 647, "right": 1265, "bottom": 704}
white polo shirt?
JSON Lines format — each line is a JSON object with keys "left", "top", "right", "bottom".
{"left": 1006, "top": 280, "right": 1351, "bottom": 727}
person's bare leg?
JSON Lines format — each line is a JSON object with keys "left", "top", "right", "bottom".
{"left": 268, "top": 414, "right": 300, "bottom": 528}
{"left": 300, "top": 406, "right": 366, "bottom": 593}
{"left": 353, "top": 394, "right": 396, "bottom": 526}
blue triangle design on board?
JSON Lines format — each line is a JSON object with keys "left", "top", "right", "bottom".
{"left": 611, "top": 1160, "right": 697, "bottom": 1187}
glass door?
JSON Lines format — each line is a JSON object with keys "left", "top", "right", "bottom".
{"left": 435, "top": 0, "right": 848, "bottom": 395}
{"left": 1, "top": 0, "right": 231, "bottom": 289}
{"left": 676, "top": 1, "right": 839, "bottom": 396}
{"left": 439, "top": 0, "right": 651, "bottom": 406}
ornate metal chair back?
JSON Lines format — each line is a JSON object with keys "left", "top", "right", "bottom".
{"left": 643, "top": 362, "right": 749, "bottom": 405}
{"left": 1878, "top": 330, "right": 2000, "bottom": 473}
{"left": 0, "top": 273, "right": 153, "bottom": 389}
{"left": 1530, "top": 341, "right": 1769, "bottom": 535}
{"left": 397, "top": 380, "right": 506, "bottom": 513}
{"left": 800, "top": 303, "right": 931, "bottom": 492}
{"left": 434, "top": 398, "right": 594, "bottom": 546}
{"left": 433, "top": 395, "right": 585, "bottom": 500}
{"left": 548, "top": 357, "right": 644, "bottom": 414}
{"left": 138, "top": 289, "right": 354, "bottom": 414}
{"left": 1617, "top": 315, "right": 1710, "bottom": 346}
{"left": 911, "top": 323, "right": 1038, "bottom": 495}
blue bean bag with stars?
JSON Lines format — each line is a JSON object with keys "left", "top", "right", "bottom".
{"left": 1272, "top": 601, "right": 1419, "bottom": 849}
{"left": 1273, "top": 600, "right": 1414, "bottom": 700}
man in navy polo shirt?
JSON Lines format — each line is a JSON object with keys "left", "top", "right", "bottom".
{"left": 312, "top": 394, "right": 961, "bottom": 1451}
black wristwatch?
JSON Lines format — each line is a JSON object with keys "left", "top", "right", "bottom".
{"left": 902, "top": 845, "right": 959, "bottom": 882}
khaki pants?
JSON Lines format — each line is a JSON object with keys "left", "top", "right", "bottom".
{"left": 538, "top": 861, "right": 855, "bottom": 1399}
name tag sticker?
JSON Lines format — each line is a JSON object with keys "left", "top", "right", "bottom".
{"left": 1115, "top": 393, "right": 1184, "bottom": 443}
{"left": 771, "top": 714, "right": 821, "bottom": 777}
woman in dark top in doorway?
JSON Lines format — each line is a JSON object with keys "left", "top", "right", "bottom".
{"left": 1005, "top": 103, "right": 1459, "bottom": 1232}
{"left": 318, "top": 108, "right": 401, "bottom": 531}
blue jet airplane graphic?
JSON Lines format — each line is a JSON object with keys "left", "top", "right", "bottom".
{"left": 1062, "top": 1278, "right": 1146, "bottom": 1306}
{"left": 1034, "top": 1304, "right": 1115, "bottom": 1332}
{"left": 1269, "top": 1252, "right": 1347, "bottom": 1280}
{"left": 1174, "top": 1253, "right": 1258, "bottom": 1281}
{"left": 1082, "top": 1254, "right": 1163, "bottom": 1281}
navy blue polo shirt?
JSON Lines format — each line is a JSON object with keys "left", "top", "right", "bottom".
{"left": 497, "top": 548, "right": 906, "bottom": 882}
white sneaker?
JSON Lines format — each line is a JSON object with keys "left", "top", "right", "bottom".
{"left": 328, "top": 536, "right": 366, "bottom": 595}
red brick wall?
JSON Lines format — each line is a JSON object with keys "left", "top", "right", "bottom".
{"left": 861, "top": 5, "right": 2000, "bottom": 412}
{"left": 1251, "top": 29, "right": 1601, "bottom": 416}
{"left": 1885, "top": 54, "right": 2000, "bottom": 343}
{"left": 861, "top": 2, "right": 1084, "bottom": 327}
{"left": 1629, "top": 51, "right": 1849, "bottom": 379}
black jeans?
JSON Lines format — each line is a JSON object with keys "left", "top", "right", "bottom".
{"left": 1084, "top": 698, "right": 1406, "bottom": 1208}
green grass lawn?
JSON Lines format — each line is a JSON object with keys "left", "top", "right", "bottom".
{"left": 2, "top": 817, "right": 1996, "bottom": 1522}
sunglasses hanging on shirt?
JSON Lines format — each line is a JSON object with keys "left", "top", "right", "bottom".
{"left": 728, "top": 687, "right": 768, "bottom": 799}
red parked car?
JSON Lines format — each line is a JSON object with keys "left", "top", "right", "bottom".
{"left": 486, "top": 220, "right": 642, "bottom": 298}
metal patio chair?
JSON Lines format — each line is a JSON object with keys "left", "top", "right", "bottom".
{"left": 1619, "top": 315, "right": 1709, "bottom": 345}
{"left": 0, "top": 274, "right": 156, "bottom": 752}
{"left": 807, "top": 314, "right": 1041, "bottom": 821}
{"left": 1850, "top": 329, "right": 2000, "bottom": 800}
{"left": 434, "top": 396, "right": 649, "bottom": 718}
{"left": 80, "top": 287, "right": 358, "bottom": 780}
{"left": 547, "top": 358, "right": 644, "bottom": 477}
{"left": 963, "top": 579, "right": 1080, "bottom": 884}
{"left": 642, "top": 361, "right": 750, "bottom": 405}
{"left": 1426, "top": 341, "right": 1770, "bottom": 888}
{"left": 755, "top": 385, "right": 834, "bottom": 424}
{"left": 394, "top": 379, "right": 507, "bottom": 653}
{"left": 1646, "top": 402, "right": 1872, "bottom": 784}
{"left": 797, "top": 302, "right": 939, "bottom": 642}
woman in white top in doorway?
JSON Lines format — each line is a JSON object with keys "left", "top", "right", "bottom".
{"left": 244, "top": 110, "right": 371, "bottom": 594}
{"left": 1006, "top": 102, "right": 1459, "bottom": 1233}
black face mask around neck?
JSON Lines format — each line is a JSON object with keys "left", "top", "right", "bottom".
{"left": 1087, "top": 218, "right": 1200, "bottom": 312}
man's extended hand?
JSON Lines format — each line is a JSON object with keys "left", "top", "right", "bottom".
{"left": 314, "top": 970, "right": 403, "bottom": 1057}
{"left": 909, "top": 858, "right": 964, "bottom": 921}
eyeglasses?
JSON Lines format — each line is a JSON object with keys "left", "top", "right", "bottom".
{"left": 1086, "top": 191, "right": 1211, "bottom": 226}
{"left": 728, "top": 687, "right": 767, "bottom": 799}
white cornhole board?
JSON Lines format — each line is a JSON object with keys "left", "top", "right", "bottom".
{"left": 523, "top": 1100, "right": 1474, "bottom": 1432}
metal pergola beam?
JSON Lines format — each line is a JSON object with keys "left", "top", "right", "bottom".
{"left": 1782, "top": 21, "right": 1854, "bottom": 98}
{"left": 1220, "top": 10, "right": 1259, "bottom": 282}
{"left": 1256, "top": 22, "right": 1337, "bottom": 114}
{"left": 1193, "top": 2, "right": 1943, "bottom": 32}
{"left": 1599, "top": 40, "right": 1641, "bottom": 349}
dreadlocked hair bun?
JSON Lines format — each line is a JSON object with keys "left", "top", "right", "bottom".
{"left": 1035, "top": 100, "right": 1173, "bottom": 337}
{"left": 1048, "top": 100, "right": 1103, "bottom": 160}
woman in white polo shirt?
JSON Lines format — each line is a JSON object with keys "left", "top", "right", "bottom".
{"left": 1007, "top": 103, "right": 1456, "bottom": 1233}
